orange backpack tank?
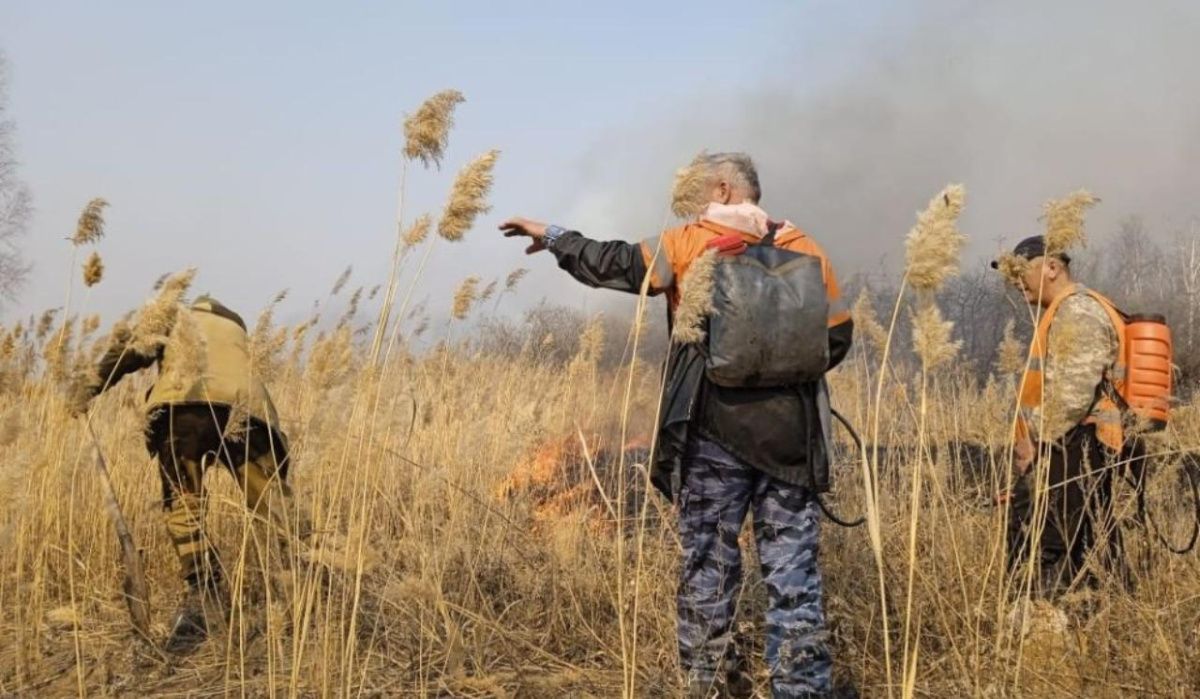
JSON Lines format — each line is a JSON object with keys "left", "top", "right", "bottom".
{"left": 1122, "top": 313, "right": 1173, "bottom": 430}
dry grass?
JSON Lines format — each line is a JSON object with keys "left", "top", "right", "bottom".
{"left": 2, "top": 303, "right": 1197, "bottom": 697}
{"left": 451, "top": 276, "right": 481, "bottom": 320}
{"left": 904, "top": 184, "right": 966, "bottom": 292}
{"left": 996, "top": 319, "right": 1024, "bottom": 376}
{"left": 438, "top": 150, "right": 499, "bottom": 242}
{"left": 82, "top": 252, "right": 104, "bottom": 288}
{"left": 403, "top": 90, "right": 465, "bottom": 169}
{"left": 72, "top": 198, "right": 108, "bottom": 246}
{"left": 670, "top": 152, "right": 709, "bottom": 219}
{"left": 2, "top": 99, "right": 1197, "bottom": 699}
{"left": 402, "top": 214, "right": 432, "bottom": 249}
{"left": 851, "top": 288, "right": 888, "bottom": 351}
{"left": 1043, "top": 189, "right": 1099, "bottom": 255}
{"left": 911, "top": 303, "right": 961, "bottom": 370}
{"left": 670, "top": 248, "right": 717, "bottom": 344}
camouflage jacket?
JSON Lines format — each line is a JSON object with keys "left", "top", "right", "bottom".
{"left": 1032, "top": 293, "right": 1119, "bottom": 443}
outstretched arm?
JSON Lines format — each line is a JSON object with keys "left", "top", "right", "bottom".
{"left": 500, "top": 217, "right": 658, "bottom": 295}
{"left": 89, "top": 335, "right": 158, "bottom": 399}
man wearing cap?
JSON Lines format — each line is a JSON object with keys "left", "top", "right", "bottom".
{"left": 993, "top": 236, "right": 1129, "bottom": 597}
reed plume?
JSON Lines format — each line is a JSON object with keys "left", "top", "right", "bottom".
{"left": 250, "top": 294, "right": 295, "bottom": 382}
{"left": 996, "top": 319, "right": 1025, "bottom": 375}
{"left": 505, "top": 267, "right": 529, "bottom": 292}
{"left": 904, "top": 184, "right": 966, "bottom": 292}
{"left": 160, "top": 307, "right": 207, "bottom": 393}
{"left": 338, "top": 287, "right": 364, "bottom": 328}
{"left": 82, "top": 252, "right": 104, "bottom": 288}
{"left": 403, "top": 90, "right": 465, "bottom": 168}
{"left": 671, "top": 152, "right": 709, "bottom": 219}
{"left": 911, "top": 303, "right": 962, "bottom": 370}
{"left": 306, "top": 325, "right": 354, "bottom": 389}
{"left": 995, "top": 251, "right": 1029, "bottom": 287}
{"left": 81, "top": 314, "right": 101, "bottom": 337}
{"left": 131, "top": 269, "right": 197, "bottom": 356}
{"left": 0, "top": 329, "right": 16, "bottom": 362}
{"left": 406, "top": 301, "right": 427, "bottom": 321}
{"left": 42, "top": 317, "right": 74, "bottom": 383}
{"left": 578, "top": 317, "right": 605, "bottom": 362}
{"left": 567, "top": 316, "right": 606, "bottom": 386}
{"left": 851, "top": 288, "right": 888, "bottom": 349}
{"left": 671, "top": 249, "right": 717, "bottom": 344}
{"left": 221, "top": 399, "right": 252, "bottom": 444}
{"left": 480, "top": 279, "right": 498, "bottom": 302}
{"left": 1043, "top": 189, "right": 1099, "bottom": 255}
{"left": 402, "top": 214, "right": 432, "bottom": 248}
{"left": 72, "top": 198, "right": 108, "bottom": 246}
{"left": 331, "top": 266, "right": 352, "bottom": 296}
{"left": 438, "top": 150, "right": 499, "bottom": 242}
{"left": 36, "top": 310, "right": 59, "bottom": 343}
{"left": 451, "top": 276, "right": 481, "bottom": 320}
{"left": 287, "top": 316, "right": 316, "bottom": 366}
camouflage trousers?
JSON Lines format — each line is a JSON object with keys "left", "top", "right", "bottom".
{"left": 677, "top": 437, "right": 831, "bottom": 698}
{"left": 148, "top": 406, "right": 306, "bottom": 591}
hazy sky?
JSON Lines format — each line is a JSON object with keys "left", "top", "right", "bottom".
{"left": 2, "top": 1, "right": 1198, "bottom": 328}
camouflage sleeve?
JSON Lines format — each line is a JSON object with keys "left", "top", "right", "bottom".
{"left": 1033, "top": 294, "right": 1118, "bottom": 442}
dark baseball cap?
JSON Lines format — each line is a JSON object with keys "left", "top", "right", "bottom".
{"left": 989, "top": 235, "right": 1071, "bottom": 270}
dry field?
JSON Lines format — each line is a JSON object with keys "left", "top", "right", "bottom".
{"left": 1, "top": 93, "right": 1198, "bottom": 698}
{"left": 2, "top": 290, "right": 1198, "bottom": 698}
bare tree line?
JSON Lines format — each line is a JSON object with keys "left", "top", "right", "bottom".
{"left": 0, "top": 53, "right": 31, "bottom": 304}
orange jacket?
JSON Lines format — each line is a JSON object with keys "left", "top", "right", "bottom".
{"left": 637, "top": 219, "right": 851, "bottom": 328}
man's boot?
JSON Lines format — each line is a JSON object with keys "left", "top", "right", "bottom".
{"left": 165, "top": 578, "right": 228, "bottom": 655}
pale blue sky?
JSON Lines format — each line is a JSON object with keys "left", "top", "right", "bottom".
{"left": 2, "top": 1, "right": 1198, "bottom": 327}
{"left": 1, "top": 1, "right": 884, "bottom": 324}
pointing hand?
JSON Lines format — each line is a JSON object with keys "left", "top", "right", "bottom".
{"left": 500, "top": 217, "right": 549, "bottom": 255}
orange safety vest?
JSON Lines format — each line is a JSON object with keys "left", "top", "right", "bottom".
{"left": 1016, "top": 284, "right": 1126, "bottom": 452}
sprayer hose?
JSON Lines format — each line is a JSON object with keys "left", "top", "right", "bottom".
{"left": 816, "top": 409, "right": 867, "bottom": 528}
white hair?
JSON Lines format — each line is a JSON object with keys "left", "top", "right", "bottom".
{"left": 700, "top": 152, "right": 761, "bottom": 203}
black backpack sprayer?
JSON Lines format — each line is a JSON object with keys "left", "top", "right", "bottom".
{"left": 699, "top": 225, "right": 868, "bottom": 528}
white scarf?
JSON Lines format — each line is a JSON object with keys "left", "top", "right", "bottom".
{"left": 700, "top": 202, "right": 789, "bottom": 238}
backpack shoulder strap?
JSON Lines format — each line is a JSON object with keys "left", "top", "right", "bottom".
{"left": 1081, "top": 287, "right": 1129, "bottom": 326}
{"left": 759, "top": 221, "right": 781, "bottom": 247}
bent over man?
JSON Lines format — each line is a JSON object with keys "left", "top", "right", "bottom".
{"left": 995, "top": 236, "right": 1130, "bottom": 597}
{"left": 82, "top": 295, "right": 306, "bottom": 653}
{"left": 501, "top": 153, "right": 854, "bottom": 699}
